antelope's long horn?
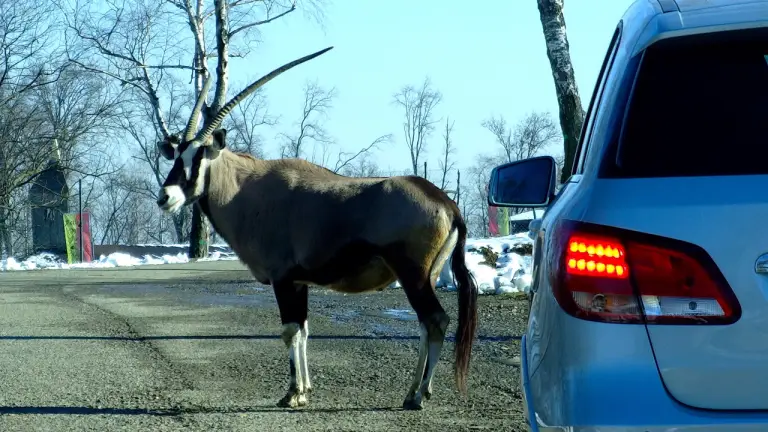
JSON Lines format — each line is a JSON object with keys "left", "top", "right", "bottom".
{"left": 184, "top": 74, "right": 214, "bottom": 141}
{"left": 198, "top": 46, "right": 333, "bottom": 140}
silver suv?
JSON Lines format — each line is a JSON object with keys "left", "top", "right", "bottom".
{"left": 488, "top": 0, "right": 768, "bottom": 430}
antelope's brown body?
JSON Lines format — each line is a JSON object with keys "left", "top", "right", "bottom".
{"left": 200, "top": 151, "right": 454, "bottom": 294}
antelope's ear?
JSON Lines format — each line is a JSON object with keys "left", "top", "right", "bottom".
{"left": 212, "top": 128, "right": 227, "bottom": 151}
{"left": 157, "top": 140, "right": 176, "bottom": 160}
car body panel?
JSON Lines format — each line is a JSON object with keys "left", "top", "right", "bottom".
{"left": 583, "top": 177, "right": 768, "bottom": 409}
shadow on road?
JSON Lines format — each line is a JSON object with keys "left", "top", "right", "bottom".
{"left": 0, "top": 406, "right": 177, "bottom": 416}
{"left": 0, "top": 405, "right": 404, "bottom": 416}
{"left": 0, "top": 334, "right": 521, "bottom": 342}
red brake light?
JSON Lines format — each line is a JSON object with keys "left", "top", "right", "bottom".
{"left": 552, "top": 220, "right": 741, "bottom": 325}
{"left": 566, "top": 236, "right": 628, "bottom": 279}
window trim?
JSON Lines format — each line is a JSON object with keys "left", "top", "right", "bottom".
{"left": 571, "top": 22, "right": 623, "bottom": 177}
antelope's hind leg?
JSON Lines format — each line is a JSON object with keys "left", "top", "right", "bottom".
{"left": 394, "top": 269, "right": 450, "bottom": 410}
{"left": 274, "top": 282, "right": 311, "bottom": 408}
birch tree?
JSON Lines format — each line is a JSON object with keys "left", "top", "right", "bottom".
{"left": 536, "top": 0, "right": 584, "bottom": 182}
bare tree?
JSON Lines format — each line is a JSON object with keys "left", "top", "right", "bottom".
{"left": 122, "top": 104, "right": 193, "bottom": 244}
{"left": 91, "top": 165, "right": 175, "bottom": 246}
{"left": 537, "top": 0, "right": 584, "bottom": 182}
{"left": 482, "top": 111, "right": 558, "bottom": 163}
{"left": 393, "top": 77, "right": 442, "bottom": 175}
{"left": 339, "top": 152, "right": 383, "bottom": 177}
{"left": 326, "top": 134, "right": 391, "bottom": 174}
{"left": 225, "top": 86, "right": 275, "bottom": 158}
{"left": 463, "top": 153, "right": 506, "bottom": 237}
{"left": 61, "top": 0, "right": 327, "bottom": 258}
{"left": 35, "top": 69, "right": 129, "bottom": 184}
{"left": 279, "top": 79, "right": 386, "bottom": 173}
{"left": 554, "top": 153, "right": 565, "bottom": 179}
{"left": 0, "top": 0, "right": 68, "bottom": 104}
{"left": 0, "top": 0, "right": 74, "bottom": 257}
{"left": 438, "top": 117, "right": 456, "bottom": 192}
{"left": 280, "top": 79, "right": 336, "bottom": 159}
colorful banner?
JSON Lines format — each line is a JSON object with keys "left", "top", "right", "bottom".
{"left": 497, "top": 207, "right": 509, "bottom": 236}
{"left": 77, "top": 211, "right": 94, "bottom": 263}
{"left": 63, "top": 213, "right": 77, "bottom": 264}
{"left": 488, "top": 205, "right": 498, "bottom": 236}
{"left": 63, "top": 211, "right": 94, "bottom": 264}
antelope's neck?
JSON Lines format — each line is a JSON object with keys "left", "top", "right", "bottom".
{"left": 206, "top": 150, "right": 263, "bottom": 208}
{"left": 200, "top": 150, "right": 266, "bottom": 249}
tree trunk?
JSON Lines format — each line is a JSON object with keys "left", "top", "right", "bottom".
{"left": 536, "top": 0, "right": 584, "bottom": 183}
{"left": 187, "top": 5, "right": 211, "bottom": 259}
{"left": 188, "top": 204, "right": 209, "bottom": 259}
{"left": 0, "top": 216, "right": 11, "bottom": 259}
{"left": 172, "top": 212, "right": 188, "bottom": 244}
{"left": 0, "top": 195, "right": 12, "bottom": 258}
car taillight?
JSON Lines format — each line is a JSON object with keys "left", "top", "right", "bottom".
{"left": 552, "top": 220, "right": 741, "bottom": 325}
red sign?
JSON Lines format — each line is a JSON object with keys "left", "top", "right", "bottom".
{"left": 488, "top": 205, "right": 499, "bottom": 236}
{"left": 75, "top": 211, "right": 94, "bottom": 262}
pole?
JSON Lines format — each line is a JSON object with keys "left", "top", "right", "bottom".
{"left": 78, "top": 179, "right": 83, "bottom": 263}
{"left": 423, "top": 161, "right": 427, "bottom": 178}
{"left": 456, "top": 170, "right": 461, "bottom": 205}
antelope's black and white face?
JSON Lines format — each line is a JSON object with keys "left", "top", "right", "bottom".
{"left": 156, "top": 129, "right": 227, "bottom": 213}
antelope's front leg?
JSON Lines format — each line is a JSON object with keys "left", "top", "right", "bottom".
{"left": 299, "top": 320, "right": 312, "bottom": 393}
{"left": 278, "top": 322, "right": 307, "bottom": 408}
{"left": 274, "top": 282, "right": 310, "bottom": 408}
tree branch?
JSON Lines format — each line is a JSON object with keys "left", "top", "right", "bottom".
{"left": 229, "top": 3, "right": 296, "bottom": 38}
{"left": 332, "top": 134, "right": 391, "bottom": 174}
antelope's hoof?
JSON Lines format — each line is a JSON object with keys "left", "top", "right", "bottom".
{"left": 277, "top": 391, "right": 308, "bottom": 408}
{"left": 423, "top": 390, "right": 432, "bottom": 400}
{"left": 402, "top": 394, "right": 425, "bottom": 411}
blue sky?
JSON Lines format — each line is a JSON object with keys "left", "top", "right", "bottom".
{"left": 223, "top": 0, "right": 635, "bottom": 175}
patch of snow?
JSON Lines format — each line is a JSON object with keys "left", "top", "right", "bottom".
{"left": 0, "top": 250, "right": 236, "bottom": 272}
{"left": 387, "top": 233, "right": 534, "bottom": 296}
{"left": 198, "top": 251, "right": 239, "bottom": 262}
{"left": 460, "top": 233, "right": 534, "bottom": 295}
{"left": 133, "top": 242, "right": 231, "bottom": 248}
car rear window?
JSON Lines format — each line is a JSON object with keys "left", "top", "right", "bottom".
{"left": 610, "top": 29, "right": 768, "bottom": 178}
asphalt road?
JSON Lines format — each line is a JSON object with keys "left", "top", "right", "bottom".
{"left": 0, "top": 261, "right": 529, "bottom": 431}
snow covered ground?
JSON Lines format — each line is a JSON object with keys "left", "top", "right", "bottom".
{"left": 411, "top": 232, "right": 533, "bottom": 295}
{"left": 0, "top": 233, "right": 534, "bottom": 295}
{"left": 0, "top": 250, "right": 238, "bottom": 272}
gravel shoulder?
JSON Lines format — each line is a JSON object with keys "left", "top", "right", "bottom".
{"left": 0, "top": 261, "right": 530, "bottom": 431}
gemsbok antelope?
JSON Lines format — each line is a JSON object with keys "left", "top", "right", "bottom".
{"left": 155, "top": 46, "right": 478, "bottom": 410}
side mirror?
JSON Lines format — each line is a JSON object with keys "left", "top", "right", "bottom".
{"left": 487, "top": 156, "right": 557, "bottom": 208}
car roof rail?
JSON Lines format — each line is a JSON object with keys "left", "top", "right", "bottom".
{"left": 657, "top": 0, "right": 679, "bottom": 12}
